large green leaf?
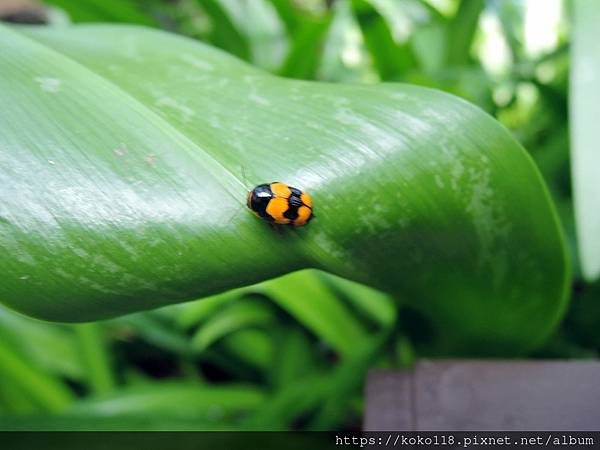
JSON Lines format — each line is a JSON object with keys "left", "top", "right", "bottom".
{"left": 66, "top": 382, "right": 264, "bottom": 419}
{"left": 0, "top": 304, "right": 83, "bottom": 379}
{"left": 215, "top": 0, "right": 288, "bottom": 71}
{"left": 190, "top": 299, "right": 274, "bottom": 351}
{"left": 570, "top": 0, "right": 600, "bottom": 281}
{"left": 176, "top": 270, "right": 372, "bottom": 358}
{"left": 43, "top": 0, "right": 156, "bottom": 26}
{"left": 258, "top": 270, "right": 371, "bottom": 357}
{"left": 444, "top": 0, "right": 484, "bottom": 66}
{"left": 0, "top": 337, "right": 74, "bottom": 412}
{"left": 0, "top": 23, "right": 568, "bottom": 354}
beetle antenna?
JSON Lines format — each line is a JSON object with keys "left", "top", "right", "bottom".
{"left": 241, "top": 165, "right": 249, "bottom": 190}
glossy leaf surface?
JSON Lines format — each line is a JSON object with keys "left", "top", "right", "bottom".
{"left": 0, "top": 24, "right": 568, "bottom": 354}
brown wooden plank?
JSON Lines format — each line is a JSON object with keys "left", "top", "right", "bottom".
{"left": 364, "top": 369, "right": 413, "bottom": 431}
{"left": 364, "top": 360, "right": 600, "bottom": 431}
{"left": 0, "top": 0, "right": 47, "bottom": 24}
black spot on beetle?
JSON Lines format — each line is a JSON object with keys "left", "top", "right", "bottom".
{"left": 284, "top": 194, "right": 303, "bottom": 220}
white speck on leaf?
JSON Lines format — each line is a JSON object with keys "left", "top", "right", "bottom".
{"left": 249, "top": 93, "right": 270, "bottom": 106}
{"left": 54, "top": 268, "right": 73, "bottom": 280}
{"left": 73, "top": 248, "right": 89, "bottom": 258}
{"left": 242, "top": 75, "right": 259, "bottom": 85}
{"left": 360, "top": 212, "right": 390, "bottom": 233}
{"left": 435, "top": 174, "right": 445, "bottom": 188}
{"left": 180, "top": 53, "right": 215, "bottom": 71}
{"left": 396, "top": 217, "right": 409, "bottom": 227}
{"left": 122, "top": 35, "right": 141, "bottom": 61}
{"left": 144, "top": 153, "right": 157, "bottom": 166}
{"left": 390, "top": 92, "right": 407, "bottom": 100}
{"left": 464, "top": 166, "right": 510, "bottom": 272}
{"left": 451, "top": 158, "right": 464, "bottom": 190}
{"left": 15, "top": 251, "right": 36, "bottom": 265}
{"left": 313, "top": 231, "right": 346, "bottom": 260}
{"left": 155, "top": 96, "right": 195, "bottom": 122}
{"left": 209, "top": 117, "right": 222, "bottom": 129}
{"left": 35, "top": 77, "right": 61, "bottom": 93}
{"left": 334, "top": 97, "right": 350, "bottom": 107}
{"left": 113, "top": 143, "right": 127, "bottom": 156}
{"left": 93, "top": 255, "right": 121, "bottom": 274}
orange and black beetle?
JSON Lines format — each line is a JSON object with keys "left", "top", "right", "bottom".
{"left": 247, "top": 182, "right": 313, "bottom": 227}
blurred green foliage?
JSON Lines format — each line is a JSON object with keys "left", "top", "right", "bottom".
{"left": 0, "top": 0, "right": 597, "bottom": 431}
